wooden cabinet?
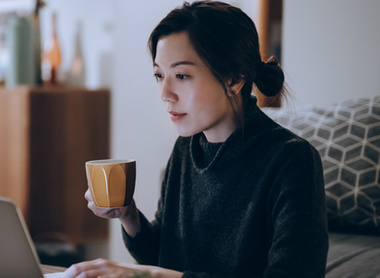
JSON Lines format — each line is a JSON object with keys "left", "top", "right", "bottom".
{"left": 0, "top": 86, "right": 110, "bottom": 244}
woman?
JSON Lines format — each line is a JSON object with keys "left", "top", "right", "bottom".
{"left": 63, "top": 1, "right": 328, "bottom": 277}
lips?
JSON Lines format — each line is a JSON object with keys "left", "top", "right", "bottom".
{"left": 169, "top": 111, "right": 187, "bottom": 122}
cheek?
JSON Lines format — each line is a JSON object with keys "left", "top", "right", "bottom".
{"left": 181, "top": 79, "right": 227, "bottom": 113}
{"left": 181, "top": 85, "right": 203, "bottom": 108}
{"left": 191, "top": 83, "right": 223, "bottom": 104}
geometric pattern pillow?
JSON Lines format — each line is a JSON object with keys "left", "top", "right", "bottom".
{"left": 262, "top": 97, "right": 380, "bottom": 235}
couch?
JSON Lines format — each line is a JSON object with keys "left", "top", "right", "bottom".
{"left": 262, "top": 96, "right": 380, "bottom": 277}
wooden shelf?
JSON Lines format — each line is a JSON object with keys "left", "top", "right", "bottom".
{"left": 0, "top": 85, "right": 110, "bottom": 244}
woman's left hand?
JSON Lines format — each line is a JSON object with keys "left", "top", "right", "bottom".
{"left": 61, "top": 258, "right": 183, "bottom": 278}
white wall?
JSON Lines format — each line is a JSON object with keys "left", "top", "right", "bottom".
{"left": 108, "top": 0, "right": 180, "bottom": 263}
{"left": 282, "top": 0, "right": 380, "bottom": 107}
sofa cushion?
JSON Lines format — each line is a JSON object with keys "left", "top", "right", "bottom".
{"left": 326, "top": 232, "right": 380, "bottom": 277}
{"left": 262, "top": 97, "right": 380, "bottom": 234}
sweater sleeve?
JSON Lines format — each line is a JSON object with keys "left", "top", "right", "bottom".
{"left": 122, "top": 210, "right": 161, "bottom": 265}
{"left": 122, "top": 149, "right": 172, "bottom": 266}
{"left": 264, "top": 140, "right": 329, "bottom": 277}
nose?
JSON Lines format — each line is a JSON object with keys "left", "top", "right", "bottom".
{"left": 160, "top": 78, "right": 177, "bottom": 103}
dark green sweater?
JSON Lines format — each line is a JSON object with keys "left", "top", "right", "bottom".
{"left": 123, "top": 97, "right": 328, "bottom": 277}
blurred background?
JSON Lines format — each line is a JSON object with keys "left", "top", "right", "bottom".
{"left": 0, "top": 0, "right": 379, "bottom": 266}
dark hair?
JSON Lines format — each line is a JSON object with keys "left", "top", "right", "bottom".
{"left": 148, "top": 1, "right": 285, "bottom": 123}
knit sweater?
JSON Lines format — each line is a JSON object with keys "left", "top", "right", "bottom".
{"left": 123, "top": 97, "right": 328, "bottom": 278}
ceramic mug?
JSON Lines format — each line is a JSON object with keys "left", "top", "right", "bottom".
{"left": 85, "top": 159, "right": 136, "bottom": 208}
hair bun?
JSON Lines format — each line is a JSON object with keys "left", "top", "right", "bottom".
{"left": 255, "top": 57, "right": 284, "bottom": 97}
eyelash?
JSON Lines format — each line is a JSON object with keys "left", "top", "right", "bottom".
{"left": 176, "top": 74, "right": 187, "bottom": 80}
{"left": 153, "top": 73, "right": 190, "bottom": 81}
{"left": 154, "top": 73, "right": 162, "bottom": 80}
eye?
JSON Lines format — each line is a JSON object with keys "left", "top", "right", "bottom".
{"left": 176, "top": 74, "right": 189, "bottom": 80}
{"left": 154, "top": 73, "right": 163, "bottom": 81}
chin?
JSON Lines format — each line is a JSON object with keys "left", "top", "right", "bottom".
{"left": 175, "top": 127, "right": 201, "bottom": 138}
{"left": 177, "top": 131, "right": 196, "bottom": 138}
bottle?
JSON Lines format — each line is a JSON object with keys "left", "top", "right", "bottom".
{"left": 43, "top": 12, "right": 61, "bottom": 84}
{"left": 67, "top": 21, "right": 85, "bottom": 86}
{"left": 32, "top": 15, "right": 42, "bottom": 85}
{"left": 33, "top": 0, "right": 45, "bottom": 85}
{"left": 5, "top": 15, "right": 36, "bottom": 88}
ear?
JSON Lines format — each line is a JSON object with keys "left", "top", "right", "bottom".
{"left": 228, "top": 78, "right": 245, "bottom": 96}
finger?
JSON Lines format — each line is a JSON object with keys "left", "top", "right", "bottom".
{"left": 62, "top": 259, "right": 109, "bottom": 278}
{"left": 77, "top": 270, "right": 107, "bottom": 278}
{"left": 85, "top": 190, "right": 101, "bottom": 212}
{"left": 87, "top": 198, "right": 97, "bottom": 212}
{"left": 61, "top": 262, "right": 87, "bottom": 278}
{"left": 64, "top": 269, "right": 105, "bottom": 278}
{"left": 90, "top": 206, "right": 118, "bottom": 219}
{"left": 84, "top": 189, "right": 93, "bottom": 201}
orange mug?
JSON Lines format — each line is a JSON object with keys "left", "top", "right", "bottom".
{"left": 85, "top": 159, "right": 136, "bottom": 208}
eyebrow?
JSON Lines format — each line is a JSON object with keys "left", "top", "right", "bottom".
{"left": 154, "top": 61, "right": 195, "bottom": 68}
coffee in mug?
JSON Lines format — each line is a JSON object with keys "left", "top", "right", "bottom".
{"left": 85, "top": 159, "right": 136, "bottom": 208}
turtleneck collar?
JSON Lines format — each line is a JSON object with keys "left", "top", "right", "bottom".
{"left": 190, "top": 96, "right": 277, "bottom": 173}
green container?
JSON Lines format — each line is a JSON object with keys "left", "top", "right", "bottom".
{"left": 5, "top": 16, "right": 36, "bottom": 88}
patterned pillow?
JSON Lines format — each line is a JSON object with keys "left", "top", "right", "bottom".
{"left": 262, "top": 97, "right": 380, "bottom": 234}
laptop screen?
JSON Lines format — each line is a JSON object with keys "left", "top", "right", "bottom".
{"left": 0, "top": 197, "right": 44, "bottom": 278}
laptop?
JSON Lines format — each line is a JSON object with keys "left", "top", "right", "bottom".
{"left": 0, "top": 197, "right": 63, "bottom": 278}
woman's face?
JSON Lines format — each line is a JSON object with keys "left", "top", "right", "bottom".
{"left": 154, "top": 32, "right": 237, "bottom": 142}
